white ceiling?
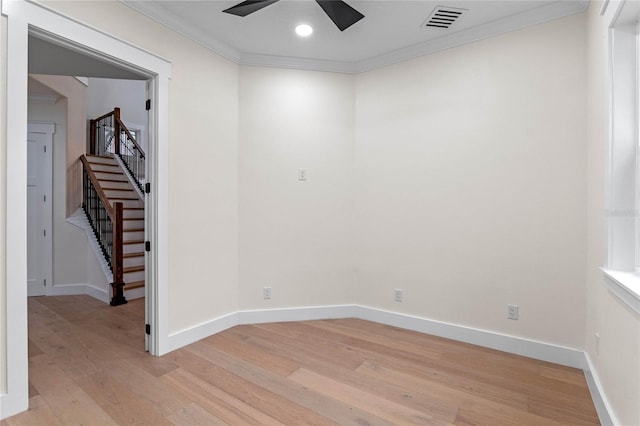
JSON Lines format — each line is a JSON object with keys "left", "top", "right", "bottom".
{"left": 124, "top": 0, "right": 588, "bottom": 73}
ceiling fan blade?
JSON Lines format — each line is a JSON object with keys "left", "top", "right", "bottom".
{"left": 316, "top": 0, "right": 364, "bottom": 31}
{"left": 223, "top": 0, "right": 279, "bottom": 17}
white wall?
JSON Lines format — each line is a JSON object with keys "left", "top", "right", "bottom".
{"left": 238, "top": 67, "right": 355, "bottom": 309}
{"left": 38, "top": 1, "right": 241, "bottom": 333}
{"left": 86, "top": 77, "right": 147, "bottom": 150}
{"left": 354, "top": 14, "right": 587, "bottom": 348}
{"left": 585, "top": 2, "right": 640, "bottom": 425}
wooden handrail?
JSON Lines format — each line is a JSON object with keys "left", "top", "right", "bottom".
{"left": 115, "top": 116, "right": 146, "bottom": 159}
{"left": 89, "top": 107, "right": 146, "bottom": 158}
{"left": 92, "top": 109, "right": 117, "bottom": 123}
{"left": 80, "top": 154, "right": 127, "bottom": 306}
{"left": 80, "top": 155, "right": 115, "bottom": 219}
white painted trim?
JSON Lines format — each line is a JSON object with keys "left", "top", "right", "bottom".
{"left": 167, "top": 304, "right": 584, "bottom": 368}
{"left": 122, "top": 0, "right": 241, "bottom": 63}
{"left": 66, "top": 208, "right": 113, "bottom": 284}
{"left": 1, "top": 3, "right": 31, "bottom": 418}
{"left": 46, "top": 283, "right": 109, "bottom": 304}
{"left": 356, "top": 1, "right": 588, "bottom": 73}
{"left": 352, "top": 306, "right": 585, "bottom": 368}
{"left": 602, "top": 268, "right": 640, "bottom": 315}
{"left": 123, "top": 0, "right": 587, "bottom": 74}
{"left": 1, "top": 0, "right": 172, "bottom": 418}
{"left": 165, "top": 304, "right": 615, "bottom": 424}
{"left": 27, "top": 122, "right": 54, "bottom": 299}
{"left": 167, "top": 311, "right": 238, "bottom": 353}
{"left": 583, "top": 353, "right": 619, "bottom": 426}
{"left": 74, "top": 76, "right": 89, "bottom": 86}
{"left": 237, "top": 304, "right": 358, "bottom": 325}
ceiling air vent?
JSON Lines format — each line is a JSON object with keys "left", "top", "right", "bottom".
{"left": 423, "top": 6, "right": 466, "bottom": 29}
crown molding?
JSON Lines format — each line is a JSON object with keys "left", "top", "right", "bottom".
{"left": 121, "top": 0, "right": 241, "bottom": 63}
{"left": 240, "top": 53, "right": 357, "bottom": 74}
{"left": 354, "top": 0, "right": 589, "bottom": 72}
{"left": 122, "top": 0, "right": 588, "bottom": 74}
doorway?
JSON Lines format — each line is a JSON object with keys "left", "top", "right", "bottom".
{"left": 2, "top": 0, "right": 171, "bottom": 418}
{"left": 26, "top": 123, "right": 54, "bottom": 297}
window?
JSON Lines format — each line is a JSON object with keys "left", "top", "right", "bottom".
{"left": 603, "top": 0, "right": 640, "bottom": 315}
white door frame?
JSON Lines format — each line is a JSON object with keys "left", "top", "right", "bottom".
{"left": 27, "top": 121, "right": 54, "bottom": 297}
{"left": 1, "top": 1, "right": 172, "bottom": 419}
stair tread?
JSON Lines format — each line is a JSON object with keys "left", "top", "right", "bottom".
{"left": 125, "top": 281, "right": 145, "bottom": 290}
{"left": 94, "top": 170, "right": 125, "bottom": 175}
{"left": 123, "top": 252, "right": 144, "bottom": 258}
{"left": 124, "top": 265, "right": 145, "bottom": 273}
{"left": 124, "top": 207, "right": 144, "bottom": 210}
{"left": 109, "top": 196, "right": 140, "bottom": 200}
{"left": 123, "top": 228, "right": 145, "bottom": 232}
{"left": 103, "top": 187, "right": 135, "bottom": 191}
{"left": 97, "top": 177, "right": 129, "bottom": 183}
{"left": 123, "top": 239, "right": 145, "bottom": 245}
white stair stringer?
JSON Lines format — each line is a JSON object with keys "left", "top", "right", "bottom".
{"left": 67, "top": 208, "right": 114, "bottom": 284}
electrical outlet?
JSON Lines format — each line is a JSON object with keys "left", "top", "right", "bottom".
{"left": 263, "top": 287, "right": 272, "bottom": 300}
{"left": 507, "top": 304, "right": 519, "bottom": 320}
{"left": 298, "top": 169, "right": 307, "bottom": 181}
{"left": 394, "top": 288, "right": 403, "bottom": 302}
{"left": 595, "top": 333, "right": 600, "bottom": 355}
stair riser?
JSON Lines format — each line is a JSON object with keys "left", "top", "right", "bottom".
{"left": 123, "top": 211, "right": 144, "bottom": 220}
{"left": 104, "top": 189, "right": 138, "bottom": 200}
{"left": 101, "top": 181, "right": 133, "bottom": 190}
{"left": 90, "top": 164, "right": 122, "bottom": 173}
{"left": 123, "top": 231, "right": 145, "bottom": 242}
{"left": 124, "top": 270, "right": 145, "bottom": 282}
{"left": 123, "top": 243, "right": 144, "bottom": 254}
{"left": 123, "top": 219, "right": 144, "bottom": 230}
{"left": 124, "top": 256, "right": 144, "bottom": 268}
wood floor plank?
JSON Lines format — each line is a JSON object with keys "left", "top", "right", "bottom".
{"left": 204, "top": 330, "right": 300, "bottom": 377}
{"left": 225, "top": 327, "right": 461, "bottom": 422}
{"left": 76, "top": 370, "right": 173, "bottom": 426}
{"left": 188, "top": 340, "right": 392, "bottom": 426}
{"left": 167, "top": 402, "right": 226, "bottom": 426}
{"left": 289, "top": 368, "right": 449, "bottom": 425}
{"left": 161, "top": 367, "right": 286, "bottom": 425}
{"left": 167, "top": 347, "right": 335, "bottom": 425}
{"left": 28, "top": 355, "right": 118, "bottom": 426}
{"left": 2, "top": 295, "right": 600, "bottom": 426}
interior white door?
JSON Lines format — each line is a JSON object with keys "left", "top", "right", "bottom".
{"left": 27, "top": 123, "right": 53, "bottom": 297}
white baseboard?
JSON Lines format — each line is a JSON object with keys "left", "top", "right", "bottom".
{"left": 583, "top": 353, "right": 618, "bottom": 426}
{"left": 167, "top": 304, "right": 584, "bottom": 367}
{"left": 0, "top": 390, "right": 29, "bottom": 421}
{"left": 353, "top": 306, "right": 585, "bottom": 368}
{"left": 167, "top": 311, "right": 238, "bottom": 353}
{"left": 46, "top": 283, "right": 109, "bottom": 303}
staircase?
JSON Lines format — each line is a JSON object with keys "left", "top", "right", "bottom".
{"left": 84, "top": 155, "right": 145, "bottom": 291}
{"left": 81, "top": 107, "right": 146, "bottom": 306}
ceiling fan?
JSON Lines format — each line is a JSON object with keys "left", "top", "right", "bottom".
{"left": 222, "top": 0, "right": 365, "bottom": 31}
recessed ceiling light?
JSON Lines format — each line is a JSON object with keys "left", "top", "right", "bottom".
{"left": 295, "top": 24, "right": 313, "bottom": 37}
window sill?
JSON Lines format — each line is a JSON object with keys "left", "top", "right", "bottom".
{"left": 601, "top": 268, "right": 640, "bottom": 316}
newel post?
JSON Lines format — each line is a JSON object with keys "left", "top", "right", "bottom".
{"left": 89, "top": 119, "right": 96, "bottom": 155}
{"left": 113, "top": 107, "right": 121, "bottom": 156}
{"left": 110, "top": 201, "right": 127, "bottom": 306}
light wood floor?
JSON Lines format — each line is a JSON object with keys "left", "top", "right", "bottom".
{"left": 2, "top": 295, "right": 599, "bottom": 425}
